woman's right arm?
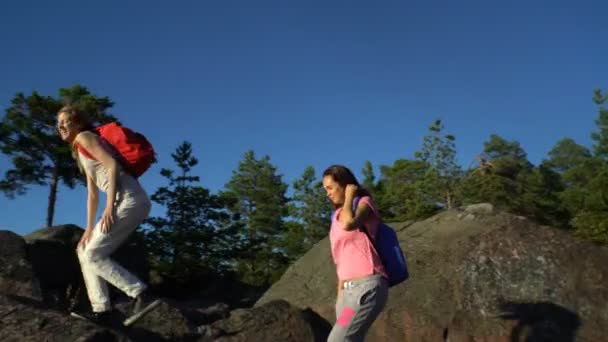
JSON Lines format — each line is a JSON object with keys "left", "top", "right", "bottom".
{"left": 78, "top": 174, "right": 98, "bottom": 249}
{"left": 86, "top": 174, "right": 99, "bottom": 231}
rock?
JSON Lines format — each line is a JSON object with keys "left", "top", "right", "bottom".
{"left": 26, "top": 237, "right": 84, "bottom": 310}
{"left": 257, "top": 210, "right": 608, "bottom": 341}
{"left": 256, "top": 238, "right": 337, "bottom": 321}
{"left": 389, "top": 220, "right": 415, "bottom": 232}
{"left": 199, "top": 300, "right": 331, "bottom": 342}
{"left": 0, "top": 294, "right": 124, "bottom": 341}
{"left": 464, "top": 203, "right": 494, "bottom": 214}
{"left": 24, "top": 224, "right": 83, "bottom": 246}
{"left": 181, "top": 301, "right": 230, "bottom": 326}
{"left": 119, "top": 299, "right": 193, "bottom": 340}
{"left": 25, "top": 225, "right": 149, "bottom": 284}
{"left": 22, "top": 226, "right": 149, "bottom": 311}
{"left": 0, "top": 231, "right": 41, "bottom": 301}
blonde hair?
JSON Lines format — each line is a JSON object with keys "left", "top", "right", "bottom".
{"left": 58, "top": 105, "right": 94, "bottom": 174}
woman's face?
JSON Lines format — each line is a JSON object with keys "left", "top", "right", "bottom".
{"left": 56, "top": 112, "right": 80, "bottom": 142}
{"left": 323, "top": 175, "right": 345, "bottom": 206}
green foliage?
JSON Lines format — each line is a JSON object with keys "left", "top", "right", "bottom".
{"left": 459, "top": 133, "right": 570, "bottom": 226}
{"left": 542, "top": 138, "right": 596, "bottom": 227}
{"left": 284, "top": 166, "right": 331, "bottom": 261}
{"left": 460, "top": 172, "right": 519, "bottom": 210}
{"left": 568, "top": 90, "right": 608, "bottom": 243}
{"left": 414, "top": 119, "right": 462, "bottom": 208}
{"left": 482, "top": 134, "right": 532, "bottom": 178}
{"left": 144, "top": 142, "right": 237, "bottom": 285}
{"left": 515, "top": 164, "right": 569, "bottom": 227}
{"left": 592, "top": 89, "right": 608, "bottom": 159}
{"left": 462, "top": 134, "right": 530, "bottom": 208}
{"left": 375, "top": 159, "right": 439, "bottom": 221}
{"left": 361, "top": 160, "right": 376, "bottom": 192}
{"left": 0, "top": 84, "right": 116, "bottom": 226}
{"left": 545, "top": 138, "right": 592, "bottom": 175}
{"left": 570, "top": 163, "right": 608, "bottom": 244}
{"left": 223, "top": 150, "right": 289, "bottom": 286}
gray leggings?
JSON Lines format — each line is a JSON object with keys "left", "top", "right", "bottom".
{"left": 327, "top": 274, "right": 389, "bottom": 342}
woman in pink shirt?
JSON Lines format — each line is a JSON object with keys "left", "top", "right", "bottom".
{"left": 322, "top": 165, "right": 389, "bottom": 342}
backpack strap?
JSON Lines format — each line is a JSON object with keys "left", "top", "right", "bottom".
{"left": 352, "top": 196, "right": 381, "bottom": 254}
{"left": 76, "top": 144, "right": 96, "bottom": 160}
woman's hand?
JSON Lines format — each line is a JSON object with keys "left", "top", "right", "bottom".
{"left": 100, "top": 206, "right": 115, "bottom": 233}
{"left": 78, "top": 229, "right": 93, "bottom": 249}
{"left": 345, "top": 184, "right": 358, "bottom": 201}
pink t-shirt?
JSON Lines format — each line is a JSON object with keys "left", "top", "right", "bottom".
{"left": 329, "top": 196, "right": 387, "bottom": 281}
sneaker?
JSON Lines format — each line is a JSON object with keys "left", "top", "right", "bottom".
{"left": 123, "top": 290, "right": 162, "bottom": 326}
{"left": 70, "top": 310, "right": 115, "bottom": 326}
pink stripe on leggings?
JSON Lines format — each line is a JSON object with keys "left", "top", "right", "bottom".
{"left": 336, "top": 307, "right": 356, "bottom": 327}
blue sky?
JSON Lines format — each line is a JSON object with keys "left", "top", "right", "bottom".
{"left": 1, "top": 0, "right": 606, "bottom": 235}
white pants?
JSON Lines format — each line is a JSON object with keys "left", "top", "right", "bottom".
{"left": 77, "top": 187, "right": 151, "bottom": 312}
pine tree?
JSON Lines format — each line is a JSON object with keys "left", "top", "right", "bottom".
{"left": 0, "top": 84, "right": 116, "bottom": 226}
{"left": 223, "top": 150, "right": 289, "bottom": 286}
{"left": 144, "top": 142, "right": 236, "bottom": 285}
{"left": 284, "top": 166, "right": 331, "bottom": 260}
{"left": 414, "top": 119, "right": 462, "bottom": 209}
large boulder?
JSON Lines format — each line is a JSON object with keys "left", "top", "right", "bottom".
{"left": 198, "top": 300, "right": 331, "bottom": 342}
{"left": 115, "top": 299, "right": 194, "bottom": 340}
{"left": 257, "top": 206, "right": 608, "bottom": 341}
{"left": 0, "top": 231, "right": 41, "bottom": 301}
{"left": 25, "top": 225, "right": 84, "bottom": 309}
{"left": 24, "top": 225, "right": 149, "bottom": 284}
{"left": 24, "top": 224, "right": 83, "bottom": 246}
{"left": 0, "top": 294, "right": 124, "bottom": 341}
{"left": 23, "top": 225, "right": 149, "bottom": 310}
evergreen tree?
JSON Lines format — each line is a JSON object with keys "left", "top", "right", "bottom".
{"left": 591, "top": 89, "right": 608, "bottom": 159}
{"left": 223, "top": 150, "right": 289, "bottom": 286}
{"left": 144, "top": 142, "right": 236, "bottom": 285}
{"left": 284, "top": 166, "right": 331, "bottom": 260}
{"left": 361, "top": 160, "right": 376, "bottom": 193}
{"left": 376, "top": 159, "right": 438, "bottom": 221}
{"left": 414, "top": 119, "right": 462, "bottom": 208}
{"left": 0, "top": 84, "right": 116, "bottom": 226}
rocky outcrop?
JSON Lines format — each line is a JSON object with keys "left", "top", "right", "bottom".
{"left": 0, "top": 226, "right": 331, "bottom": 341}
{"left": 117, "top": 300, "right": 194, "bottom": 340}
{"left": 0, "top": 231, "right": 41, "bottom": 301}
{"left": 4, "top": 206, "right": 607, "bottom": 341}
{"left": 0, "top": 294, "right": 124, "bottom": 341}
{"left": 197, "top": 300, "right": 331, "bottom": 342}
{"left": 22, "top": 225, "right": 149, "bottom": 311}
{"left": 257, "top": 205, "right": 608, "bottom": 341}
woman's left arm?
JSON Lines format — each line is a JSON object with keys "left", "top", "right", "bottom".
{"left": 74, "top": 131, "right": 119, "bottom": 232}
{"left": 339, "top": 185, "right": 371, "bottom": 231}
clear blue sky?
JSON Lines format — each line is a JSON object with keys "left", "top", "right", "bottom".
{"left": 1, "top": 0, "right": 606, "bottom": 235}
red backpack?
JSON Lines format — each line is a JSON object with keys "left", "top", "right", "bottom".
{"left": 78, "top": 122, "right": 156, "bottom": 178}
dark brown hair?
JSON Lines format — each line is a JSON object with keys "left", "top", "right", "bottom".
{"left": 322, "top": 164, "right": 372, "bottom": 205}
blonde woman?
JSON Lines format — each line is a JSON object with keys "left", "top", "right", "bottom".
{"left": 57, "top": 105, "right": 159, "bottom": 326}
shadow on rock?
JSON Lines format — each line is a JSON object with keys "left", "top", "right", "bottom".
{"left": 498, "top": 301, "right": 581, "bottom": 342}
{"left": 301, "top": 307, "right": 333, "bottom": 342}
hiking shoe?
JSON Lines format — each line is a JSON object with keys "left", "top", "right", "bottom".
{"left": 123, "top": 290, "right": 162, "bottom": 326}
{"left": 70, "top": 310, "right": 115, "bottom": 326}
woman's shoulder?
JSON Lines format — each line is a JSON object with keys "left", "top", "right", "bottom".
{"left": 358, "top": 195, "right": 379, "bottom": 216}
{"left": 358, "top": 195, "right": 375, "bottom": 205}
{"left": 74, "top": 130, "right": 99, "bottom": 145}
